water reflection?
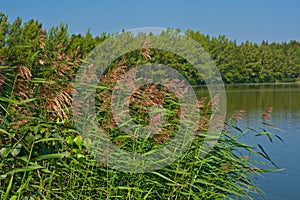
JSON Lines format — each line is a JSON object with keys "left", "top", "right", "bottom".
{"left": 195, "top": 84, "right": 300, "bottom": 113}
{"left": 194, "top": 84, "right": 300, "bottom": 199}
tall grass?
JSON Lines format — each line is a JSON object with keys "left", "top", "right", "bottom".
{"left": 0, "top": 34, "right": 282, "bottom": 200}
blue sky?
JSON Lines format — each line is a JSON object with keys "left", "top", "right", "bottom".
{"left": 1, "top": 0, "right": 299, "bottom": 43}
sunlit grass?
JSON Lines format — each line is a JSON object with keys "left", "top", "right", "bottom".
{"left": 0, "top": 41, "right": 282, "bottom": 200}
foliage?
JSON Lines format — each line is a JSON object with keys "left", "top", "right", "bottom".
{"left": 0, "top": 13, "right": 284, "bottom": 199}
{"left": 0, "top": 13, "right": 300, "bottom": 85}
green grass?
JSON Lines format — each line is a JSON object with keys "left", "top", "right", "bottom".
{"left": 0, "top": 76, "right": 282, "bottom": 200}
{"left": 0, "top": 118, "right": 281, "bottom": 199}
{"left": 0, "top": 45, "right": 282, "bottom": 200}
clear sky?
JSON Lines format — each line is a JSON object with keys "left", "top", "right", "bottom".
{"left": 1, "top": 0, "right": 299, "bottom": 43}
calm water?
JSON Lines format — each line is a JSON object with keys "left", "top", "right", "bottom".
{"left": 195, "top": 84, "right": 300, "bottom": 200}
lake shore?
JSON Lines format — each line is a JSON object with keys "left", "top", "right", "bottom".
{"left": 193, "top": 81, "right": 298, "bottom": 87}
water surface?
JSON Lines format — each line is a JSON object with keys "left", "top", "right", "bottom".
{"left": 195, "top": 84, "right": 300, "bottom": 199}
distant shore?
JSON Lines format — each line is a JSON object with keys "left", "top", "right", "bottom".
{"left": 193, "top": 81, "right": 300, "bottom": 87}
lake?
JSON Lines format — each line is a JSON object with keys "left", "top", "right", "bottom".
{"left": 195, "top": 84, "right": 300, "bottom": 200}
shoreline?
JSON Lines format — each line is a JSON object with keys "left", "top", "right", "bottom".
{"left": 192, "top": 82, "right": 299, "bottom": 87}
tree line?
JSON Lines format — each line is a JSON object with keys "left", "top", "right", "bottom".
{"left": 1, "top": 12, "right": 300, "bottom": 85}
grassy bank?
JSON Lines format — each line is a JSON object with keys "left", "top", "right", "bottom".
{"left": 0, "top": 13, "right": 285, "bottom": 199}
{"left": 0, "top": 55, "right": 282, "bottom": 200}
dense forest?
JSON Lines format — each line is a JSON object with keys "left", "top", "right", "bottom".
{"left": 0, "top": 12, "right": 300, "bottom": 86}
